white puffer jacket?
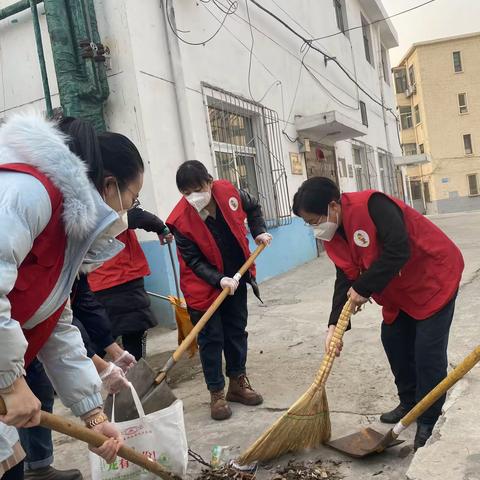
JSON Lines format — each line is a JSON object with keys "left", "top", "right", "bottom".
{"left": 0, "top": 114, "right": 123, "bottom": 462}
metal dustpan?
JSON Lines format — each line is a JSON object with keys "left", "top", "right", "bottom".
{"left": 327, "top": 427, "right": 403, "bottom": 458}
{"left": 328, "top": 345, "right": 480, "bottom": 458}
{"left": 104, "top": 358, "right": 177, "bottom": 421}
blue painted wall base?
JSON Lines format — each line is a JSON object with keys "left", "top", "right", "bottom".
{"left": 142, "top": 217, "right": 317, "bottom": 328}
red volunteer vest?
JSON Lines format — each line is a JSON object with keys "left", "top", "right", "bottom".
{"left": 1, "top": 164, "right": 67, "bottom": 366}
{"left": 166, "top": 180, "right": 255, "bottom": 311}
{"left": 88, "top": 229, "right": 150, "bottom": 292}
{"left": 324, "top": 191, "right": 464, "bottom": 324}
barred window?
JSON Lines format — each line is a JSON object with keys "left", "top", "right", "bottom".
{"left": 203, "top": 84, "right": 291, "bottom": 227}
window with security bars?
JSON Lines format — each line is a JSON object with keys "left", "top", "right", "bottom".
{"left": 400, "top": 106, "right": 413, "bottom": 130}
{"left": 203, "top": 84, "right": 291, "bottom": 227}
{"left": 394, "top": 69, "right": 407, "bottom": 94}
{"left": 403, "top": 143, "right": 417, "bottom": 156}
{"left": 352, "top": 142, "right": 377, "bottom": 191}
{"left": 378, "top": 149, "right": 401, "bottom": 198}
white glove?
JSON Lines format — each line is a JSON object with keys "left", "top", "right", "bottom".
{"left": 99, "top": 362, "right": 129, "bottom": 395}
{"left": 255, "top": 232, "right": 272, "bottom": 246}
{"left": 220, "top": 276, "right": 239, "bottom": 295}
{"left": 113, "top": 350, "right": 137, "bottom": 373}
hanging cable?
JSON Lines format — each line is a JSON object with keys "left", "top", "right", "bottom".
{"left": 247, "top": 0, "right": 399, "bottom": 121}
{"left": 227, "top": 4, "right": 361, "bottom": 105}
{"left": 201, "top": 0, "right": 281, "bottom": 104}
{"left": 165, "top": 0, "right": 236, "bottom": 46}
{"left": 237, "top": 2, "right": 360, "bottom": 112}
{"left": 313, "top": 0, "right": 437, "bottom": 41}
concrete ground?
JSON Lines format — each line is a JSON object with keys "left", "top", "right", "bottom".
{"left": 51, "top": 212, "right": 480, "bottom": 479}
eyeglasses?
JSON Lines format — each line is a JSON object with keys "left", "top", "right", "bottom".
{"left": 126, "top": 186, "right": 140, "bottom": 210}
{"left": 304, "top": 217, "right": 324, "bottom": 227}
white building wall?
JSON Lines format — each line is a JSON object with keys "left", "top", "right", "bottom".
{"left": 0, "top": 0, "right": 401, "bottom": 324}
{"left": 0, "top": 0, "right": 401, "bottom": 217}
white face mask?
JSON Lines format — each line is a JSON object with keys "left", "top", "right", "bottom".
{"left": 186, "top": 190, "right": 211, "bottom": 212}
{"left": 106, "top": 182, "right": 129, "bottom": 237}
{"left": 312, "top": 206, "right": 338, "bottom": 242}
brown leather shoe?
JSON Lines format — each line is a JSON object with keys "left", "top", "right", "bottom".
{"left": 226, "top": 374, "right": 263, "bottom": 406}
{"left": 210, "top": 389, "right": 232, "bottom": 421}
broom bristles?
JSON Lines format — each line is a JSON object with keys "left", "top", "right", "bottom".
{"left": 238, "top": 384, "right": 331, "bottom": 465}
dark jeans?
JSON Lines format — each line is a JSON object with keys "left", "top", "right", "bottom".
{"left": 1, "top": 461, "right": 24, "bottom": 480}
{"left": 122, "top": 331, "right": 147, "bottom": 361}
{"left": 18, "top": 360, "right": 54, "bottom": 470}
{"left": 381, "top": 294, "right": 456, "bottom": 425}
{"left": 189, "top": 283, "right": 248, "bottom": 391}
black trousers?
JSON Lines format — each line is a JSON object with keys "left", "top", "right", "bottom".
{"left": 1, "top": 461, "right": 24, "bottom": 480}
{"left": 122, "top": 331, "right": 148, "bottom": 361}
{"left": 381, "top": 294, "right": 457, "bottom": 425}
{"left": 188, "top": 283, "right": 248, "bottom": 391}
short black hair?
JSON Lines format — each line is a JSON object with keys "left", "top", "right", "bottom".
{"left": 98, "top": 132, "right": 144, "bottom": 190}
{"left": 176, "top": 160, "right": 213, "bottom": 192}
{"left": 292, "top": 177, "right": 341, "bottom": 216}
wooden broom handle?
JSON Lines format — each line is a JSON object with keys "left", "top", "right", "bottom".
{"left": 313, "top": 300, "right": 354, "bottom": 388}
{"left": 0, "top": 399, "right": 178, "bottom": 479}
{"left": 155, "top": 243, "right": 266, "bottom": 383}
{"left": 400, "top": 345, "right": 480, "bottom": 428}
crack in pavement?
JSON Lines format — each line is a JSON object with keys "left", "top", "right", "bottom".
{"left": 330, "top": 410, "right": 383, "bottom": 416}
{"left": 459, "top": 267, "right": 480, "bottom": 290}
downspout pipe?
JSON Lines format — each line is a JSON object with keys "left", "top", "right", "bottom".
{"left": 0, "top": 0, "right": 41, "bottom": 21}
{"left": 29, "top": 0, "right": 53, "bottom": 117}
{"left": 161, "top": 0, "right": 196, "bottom": 161}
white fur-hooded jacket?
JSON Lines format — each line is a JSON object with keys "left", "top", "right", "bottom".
{"left": 0, "top": 114, "right": 122, "bottom": 462}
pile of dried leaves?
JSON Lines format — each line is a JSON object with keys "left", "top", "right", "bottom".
{"left": 271, "top": 460, "right": 340, "bottom": 480}
{"left": 195, "top": 464, "right": 255, "bottom": 480}
{"left": 195, "top": 460, "right": 341, "bottom": 480}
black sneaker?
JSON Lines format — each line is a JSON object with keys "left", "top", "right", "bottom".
{"left": 380, "top": 403, "right": 413, "bottom": 424}
{"left": 414, "top": 423, "right": 434, "bottom": 451}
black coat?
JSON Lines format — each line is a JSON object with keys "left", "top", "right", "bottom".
{"left": 171, "top": 188, "right": 266, "bottom": 292}
{"left": 91, "top": 207, "right": 166, "bottom": 337}
{"left": 71, "top": 274, "right": 114, "bottom": 357}
{"left": 94, "top": 277, "right": 156, "bottom": 337}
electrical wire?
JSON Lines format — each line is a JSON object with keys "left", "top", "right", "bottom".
{"left": 313, "top": 0, "right": 437, "bottom": 41}
{"left": 270, "top": 0, "right": 363, "bottom": 88}
{"left": 243, "top": 0, "right": 282, "bottom": 103}
{"left": 231, "top": 4, "right": 361, "bottom": 112}
{"left": 245, "top": 0, "right": 256, "bottom": 101}
{"left": 201, "top": 0, "right": 282, "bottom": 105}
{"left": 165, "top": 0, "right": 236, "bottom": 46}
{"left": 247, "top": 0, "right": 399, "bottom": 121}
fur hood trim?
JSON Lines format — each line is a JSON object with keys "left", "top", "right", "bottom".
{"left": 0, "top": 113, "right": 98, "bottom": 239}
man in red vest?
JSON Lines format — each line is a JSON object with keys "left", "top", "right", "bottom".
{"left": 167, "top": 161, "right": 272, "bottom": 420}
{"left": 292, "top": 177, "right": 464, "bottom": 450}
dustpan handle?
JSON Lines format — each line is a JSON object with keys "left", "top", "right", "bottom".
{"left": 155, "top": 243, "right": 266, "bottom": 384}
{"left": 313, "top": 299, "right": 354, "bottom": 389}
{"left": 166, "top": 241, "right": 181, "bottom": 299}
{"left": 396, "top": 345, "right": 480, "bottom": 433}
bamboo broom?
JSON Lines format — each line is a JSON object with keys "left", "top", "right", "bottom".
{"left": 238, "top": 299, "right": 355, "bottom": 465}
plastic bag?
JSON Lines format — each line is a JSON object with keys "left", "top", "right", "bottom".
{"left": 89, "top": 383, "right": 188, "bottom": 479}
